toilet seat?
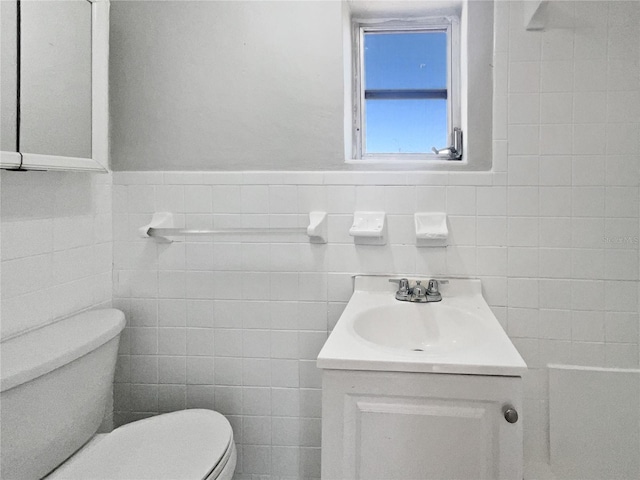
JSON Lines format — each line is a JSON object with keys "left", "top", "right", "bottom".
{"left": 48, "top": 409, "right": 234, "bottom": 480}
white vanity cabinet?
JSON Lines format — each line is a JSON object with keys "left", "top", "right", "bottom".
{"left": 321, "top": 369, "right": 522, "bottom": 480}
{"left": 317, "top": 277, "right": 527, "bottom": 479}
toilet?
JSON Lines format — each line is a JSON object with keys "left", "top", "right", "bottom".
{"left": 0, "top": 309, "right": 236, "bottom": 480}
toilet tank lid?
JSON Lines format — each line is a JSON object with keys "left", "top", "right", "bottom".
{"left": 0, "top": 309, "right": 126, "bottom": 392}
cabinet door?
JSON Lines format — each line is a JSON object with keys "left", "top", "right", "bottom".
{"left": 20, "top": 0, "right": 92, "bottom": 159}
{"left": 1, "top": 0, "right": 109, "bottom": 172}
{"left": 1, "top": 0, "right": 20, "bottom": 168}
{"left": 322, "top": 370, "right": 522, "bottom": 480}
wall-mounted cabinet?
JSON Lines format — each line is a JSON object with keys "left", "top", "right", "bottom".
{"left": 0, "top": 0, "right": 109, "bottom": 172}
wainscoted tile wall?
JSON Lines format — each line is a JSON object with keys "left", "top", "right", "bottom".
{"left": 113, "top": 2, "right": 640, "bottom": 478}
{"left": 109, "top": 1, "right": 639, "bottom": 479}
{"left": 112, "top": 173, "right": 639, "bottom": 476}
{"left": 0, "top": 171, "right": 113, "bottom": 340}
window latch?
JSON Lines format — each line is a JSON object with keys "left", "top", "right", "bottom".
{"left": 431, "top": 127, "right": 463, "bottom": 160}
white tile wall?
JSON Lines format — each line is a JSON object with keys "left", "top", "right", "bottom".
{"left": 1, "top": 171, "right": 113, "bottom": 340}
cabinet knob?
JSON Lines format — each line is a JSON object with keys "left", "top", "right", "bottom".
{"left": 503, "top": 406, "right": 518, "bottom": 424}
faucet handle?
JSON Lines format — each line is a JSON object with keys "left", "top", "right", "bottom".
{"left": 389, "top": 278, "right": 411, "bottom": 301}
{"left": 389, "top": 278, "right": 410, "bottom": 292}
{"left": 427, "top": 279, "right": 448, "bottom": 296}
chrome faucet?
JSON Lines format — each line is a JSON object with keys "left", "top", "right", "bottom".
{"left": 410, "top": 280, "right": 429, "bottom": 302}
{"left": 389, "top": 278, "right": 447, "bottom": 303}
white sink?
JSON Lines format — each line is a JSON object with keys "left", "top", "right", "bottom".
{"left": 317, "top": 276, "right": 526, "bottom": 376}
{"left": 352, "top": 303, "right": 487, "bottom": 354}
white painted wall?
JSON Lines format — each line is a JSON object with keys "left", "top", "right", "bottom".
{"left": 109, "top": 1, "right": 345, "bottom": 171}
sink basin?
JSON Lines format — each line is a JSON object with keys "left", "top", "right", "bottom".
{"left": 352, "top": 303, "right": 486, "bottom": 354}
{"left": 317, "top": 276, "right": 526, "bottom": 376}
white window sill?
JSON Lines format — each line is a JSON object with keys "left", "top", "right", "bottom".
{"left": 347, "top": 156, "right": 462, "bottom": 165}
{"left": 345, "top": 156, "right": 495, "bottom": 172}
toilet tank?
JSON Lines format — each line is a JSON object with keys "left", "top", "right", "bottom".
{"left": 0, "top": 309, "right": 126, "bottom": 480}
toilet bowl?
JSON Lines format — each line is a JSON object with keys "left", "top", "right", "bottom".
{"left": 0, "top": 309, "right": 236, "bottom": 480}
{"left": 48, "top": 409, "right": 236, "bottom": 480}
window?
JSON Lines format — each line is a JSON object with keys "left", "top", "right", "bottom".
{"left": 352, "top": 17, "right": 462, "bottom": 161}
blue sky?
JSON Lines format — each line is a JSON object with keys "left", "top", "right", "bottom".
{"left": 364, "top": 31, "right": 448, "bottom": 154}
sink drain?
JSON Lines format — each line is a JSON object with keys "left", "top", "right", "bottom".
{"left": 412, "top": 348, "right": 424, "bottom": 352}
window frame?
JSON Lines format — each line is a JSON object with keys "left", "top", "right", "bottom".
{"left": 352, "top": 16, "right": 461, "bottom": 162}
